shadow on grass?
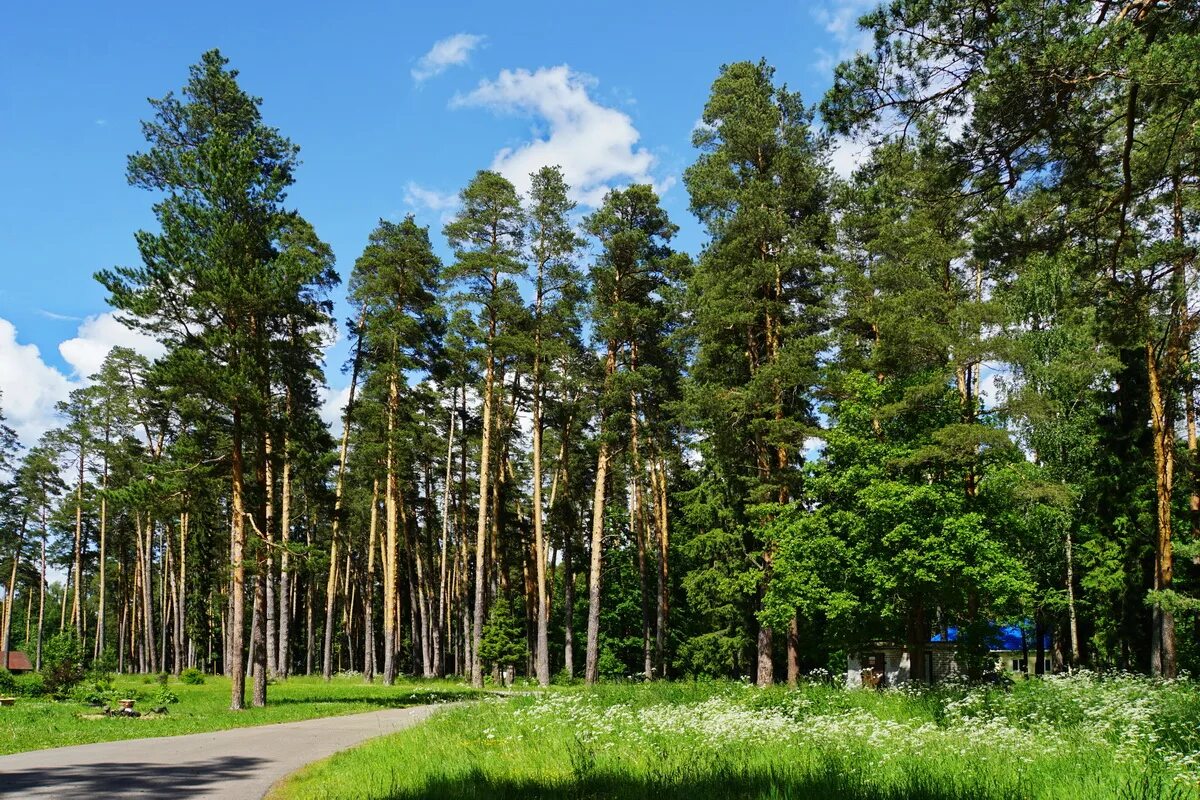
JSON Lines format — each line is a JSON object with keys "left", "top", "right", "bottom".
{"left": 0, "top": 755, "right": 267, "bottom": 798}
{"left": 374, "top": 767, "right": 1186, "bottom": 800}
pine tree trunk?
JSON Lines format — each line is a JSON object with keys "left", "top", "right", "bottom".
{"left": 1148, "top": 340, "right": 1177, "bottom": 677}
{"left": 229, "top": 407, "right": 248, "bottom": 709}
{"left": 628, "top": 372, "right": 654, "bottom": 681}
{"left": 37, "top": 515, "right": 45, "bottom": 672}
{"left": 1, "top": 519, "right": 24, "bottom": 663}
{"left": 364, "top": 478, "right": 380, "bottom": 682}
{"left": 138, "top": 513, "right": 158, "bottom": 674}
{"left": 278, "top": 432, "right": 292, "bottom": 678}
{"left": 97, "top": 493, "right": 107, "bottom": 658}
{"left": 471, "top": 342, "right": 497, "bottom": 689}
{"left": 584, "top": 441, "right": 610, "bottom": 686}
{"left": 265, "top": 432, "right": 278, "bottom": 678}
{"left": 72, "top": 449, "right": 84, "bottom": 637}
{"left": 585, "top": 346, "right": 617, "bottom": 686}
{"left": 324, "top": 314, "right": 365, "bottom": 681}
{"left": 384, "top": 371, "right": 400, "bottom": 685}
{"left": 532, "top": 374, "right": 550, "bottom": 686}
{"left": 175, "top": 511, "right": 187, "bottom": 675}
{"left": 1064, "top": 522, "right": 1080, "bottom": 667}
{"left": 787, "top": 616, "right": 800, "bottom": 687}
{"left": 652, "top": 456, "right": 669, "bottom": 678}
{"left": 436, "top": 390, "right": 456, "bottom": 678}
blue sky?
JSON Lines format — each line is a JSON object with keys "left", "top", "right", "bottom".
{"left": 0, "top": 0, "right": 875, "bottom": 445}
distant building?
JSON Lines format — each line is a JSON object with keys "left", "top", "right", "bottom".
{"left": 846, "top": 625, "right": 1051, "bottom": 687}
{"left": 0, "top": 651, "right": 33, "bottom": 673}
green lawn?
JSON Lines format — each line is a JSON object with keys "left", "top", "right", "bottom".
{"left": 0, "top": 674, "right": 476, "bottom": 755}
{"left": 273, "top": 674, "right": 1200, "bottom": 800}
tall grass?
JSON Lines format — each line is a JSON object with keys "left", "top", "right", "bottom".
{"left": 274, "top": 674, "right": 1200, "bottom": 800}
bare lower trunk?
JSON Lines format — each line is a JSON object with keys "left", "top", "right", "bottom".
{"left": 278, "top": 437, "right": 292, "bottom": 678}
{"left": 36, "top": 522, "right": 46, "bottom": 670}
{"left": 97, "top": 495, "right": 107, "bottom": 658}
{"left": 532, "top": 381, "right": 550, "bottom": 686}
{"left": 72, "top": 451, "right": 84, "bottom": 637}
{"left": 787, "top": 616, "right": 800, "bottom": 687}
{"left": 1065, "top": 524, "right": 1080, "bottom": 666}
{"left": 756, "top": 547, "right": 774, "bottom": 686}
{"left": 364, "top": 478, "right": 380, "bottom": 682}
{"left": 383, "top": 372, "right": 400, "bottom": 685}
{"left": 324, "top": 312, "right": 364, "bottom": 681}
{"left": 229, "top": 407, "right": 248, "bottom": 709}
{"left": 436, "top": 391, "right": 456, "bottom": 678}
{"left": 471, "top": 349, "right": 497, "bottom": 689}
{"left": 651, "top": 456, "right": 669, "bottom": 678}
{"left": 265, "top": 434, "right": 278, "bottom": 679}
{"left": 584, "top": 441, "right": 610, "bottom": 685}
{"left": 1147, "top": 341, "right": 1177, "bottom": 678}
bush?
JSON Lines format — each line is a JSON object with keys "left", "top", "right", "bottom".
{"left": 479, "top": 598, "right": 527, "bottom": 672}
{"left": 179, "top": 667, "right": 205, "bottom": 685}
{"left": 14, "top": 672, "right": 45, "bottom": 697}
{"left": 152, "top": 684, "right": 179, "bottom": 708}
{"left": 42, "top": 632, "right": 86, "bottom": 697}
{"left": 0, "top": 668, "right": 15, "bottom": 695}
{"left": 71, "top": 674, "right": 122, "bottom": 707}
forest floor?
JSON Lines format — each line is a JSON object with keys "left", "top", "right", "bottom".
{"left": 272, "top": 674, "right": 1200, "bottom": 800}
{"left": 0, "top": 674, "right": 475, "bottom": 755}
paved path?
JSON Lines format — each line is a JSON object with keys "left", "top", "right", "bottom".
{"left": 0, "top": 703, "right": 448, "bottom": 799}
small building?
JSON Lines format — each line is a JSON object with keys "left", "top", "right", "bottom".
{"left": 846, "top": 641, "right": 958, "bottom": 688}
{"left": 846, "top": 624, "right": 1052, "bottom": 687}
{"left": 0, "top": 651, "right": 33, "bottom": 673}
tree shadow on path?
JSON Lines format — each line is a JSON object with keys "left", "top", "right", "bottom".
{"left": 0, "top": 754, "right": 267, "bottom": 798}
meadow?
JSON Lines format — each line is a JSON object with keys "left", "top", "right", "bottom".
{"left": 0, "top": 673, "right": 475, "bottom": 755}
{"left": 274, "top": 673, "right": 1200, "bottom": 800}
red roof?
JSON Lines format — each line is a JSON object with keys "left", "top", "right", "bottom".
{"left": 1, "top": 651, "right": 33, "bottom": 672}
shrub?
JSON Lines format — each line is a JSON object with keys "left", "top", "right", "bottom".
{"left": 479, "top": 598, "right": 526, "bottom": 672}
{"left": 71, "top": 674, "right": 122, "bottom": 707}
{"left": 180, "top": 667, "right": 205, "bottom": 685}
{"left": 14, "top": 672, "right": 45, "bottom": 697}
{"left": 0, "top": 668, "right": 15, "bottom": 695}
{"left": 42, "top": 632, "right": 86, "bottom": 697}
{"left": 152, "top": 684, "right": 179, "bottom": 708}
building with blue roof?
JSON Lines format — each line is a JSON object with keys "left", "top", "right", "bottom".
{"left": 846, "top": 623, "right": 1052, "bottom": 688}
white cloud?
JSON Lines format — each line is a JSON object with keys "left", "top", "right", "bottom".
{"left": 318, "top": 383, "right": 352, "bottom": 434}
{"left": 0, "top": 319, "right": 74, "bottom": 445}
{"left": 828, "top": 135, "right": 872, "bottom": 179}
{"left": 453, "top": 65, "right": 661, "bottom": 206}
{"left": 403, "top": 182, "right": 461, "bottom": 223}
{"left": 0, "top": 314, "right": 164, "bottom": 447}
{"left": 412, "top": 33, "right": 486, "bottom": 83}
{"left": 59, "top": 312, "right": 164, "bottom": 380}
{"left": 811, "top": 1, "right": 878, "bottom": 74}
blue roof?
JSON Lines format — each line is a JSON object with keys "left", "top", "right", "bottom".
{"left": 930, "top": 624, "right": 1050, "bottom": 651}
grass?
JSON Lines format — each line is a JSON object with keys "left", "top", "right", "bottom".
{"left": 0, "top": 674, "right": 476, "bottom": 755}
{"left": 272, "top": 674, "right": 1200, "bottom": 800}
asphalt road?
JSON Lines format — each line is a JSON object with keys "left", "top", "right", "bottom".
{"left": 0, "top": 703, "right": 446, "bottom": 798}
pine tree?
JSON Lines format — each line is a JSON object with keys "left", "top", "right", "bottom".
{"left": 684, "top": 60, "right": 830, "bottom": 684}
{"left": 349, "top": 216, "right": 442, "bottom": 684}
{"left": 582, "top": 185, "right": 687, "bottom": 684}
{"left": 97, "top": 50, "right": 336, "bottom": 707}
{"left": 443, "top": 171, "right": 526, "bottom": 688}
{"left": 525, "top": 165, "right": 584, "bottom": 686}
